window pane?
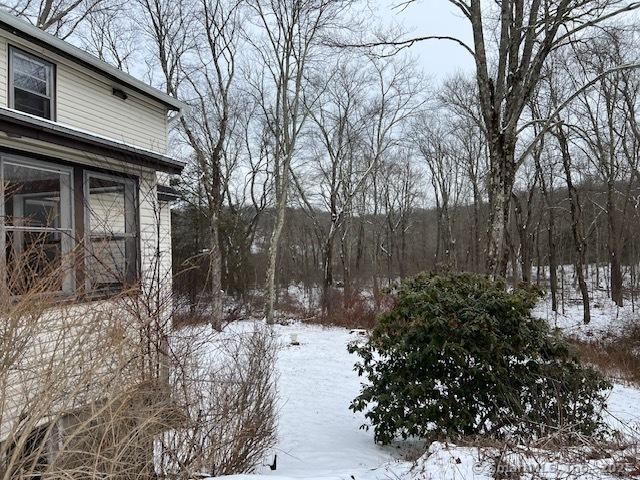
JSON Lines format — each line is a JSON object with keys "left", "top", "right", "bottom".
{"left": 11, "top": 49, "right": 53, "bottom": 120}
{"left": 13, "top": 88, "right": 51, "bottom": 119}
{"left": 87, "top": 237, "right": 127, "bottom": 290}
{"left": 88, "top": 177, "right": 128, "bottom": 234}
{"left": 14, "top": 72, "right": 48, "bottom": 95}
{"left": 5, "top": 230, "right": 64, "bottom": 294}
{"left": 4, "top": 163, "right": 67, "bottom": 228}
{"left": 13, "top": 52, "right": 49, "bottom": 82}
{"left": 86, "top": 176, "right": 137, "bottom": 291}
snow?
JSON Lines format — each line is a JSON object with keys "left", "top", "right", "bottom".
{"left": 204, "top": 311, "right": 640, "bottom": 480}
{"left": 268, "top": 324, "right": 393, "bottom": 475}
{"left": 408, "top": 442, "right": 491, "bottom": 480}
{"left": 203, "top": 322, "right": 411, "bottom": 480}
{"left": 604, "top": 383, "right": 640, "bottom": 438}
{"left": 532, "top": 288, "right": 635, "bottom": 341}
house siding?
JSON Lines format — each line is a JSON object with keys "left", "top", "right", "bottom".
{"left": 0, "top": 136, "right": 174, "bottom": 444}
{"left": 0, "top": 33, "right": 168, "bottom": 154}
{"left": 0, "top": 38, "right": 6, "bottom": 107}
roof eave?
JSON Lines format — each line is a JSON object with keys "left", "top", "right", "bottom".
{"left": 0, "top": 108, "right": 185, "bottom": 175}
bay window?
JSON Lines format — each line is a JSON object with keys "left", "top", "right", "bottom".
{"left": 0, "top": 154, "right": 139, "bottom": 297}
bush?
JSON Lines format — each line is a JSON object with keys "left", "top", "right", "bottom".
{"left": 349, "top": 273, "right": 611, "bottom": 445}
{"left": 315, "top": 288, "right": 380, "bottom": 329}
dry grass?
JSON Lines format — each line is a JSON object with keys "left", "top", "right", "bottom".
{"left": 569, "top": 320, "right": 640, "bottom": 386}
{"left": 0, "top": 238, "right": 277, "bottom": 479}
{"left": 173, "top": 310, "right": 215, "bottom": 329}
{"left": 312, "top": 288, "right": 386, "bottom": 330}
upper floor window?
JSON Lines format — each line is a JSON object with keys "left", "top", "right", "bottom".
{"left": 9, "top": 47, "right": 55, "bottom": 120}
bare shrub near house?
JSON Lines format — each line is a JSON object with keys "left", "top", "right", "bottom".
{"left": 0, "top": 237, "right": 277, "bottom": 478}
{"left": 159, "top": 324, "right": 278, "bottom": 478}
{"left": 0, "top": 239, "right": 174, "bottom": 478}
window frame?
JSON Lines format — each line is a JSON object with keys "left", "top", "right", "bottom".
{"left": 0, "top": 154, "right": 75, "bottom": 294}
{"left": 0, "top": 150, "right": 141, "bottom": 299}
{"left": 83, "top": 171, "right": 139, "bottom": 294}
{"left": 8, "top": 45, "right": 56, "bottom": 121}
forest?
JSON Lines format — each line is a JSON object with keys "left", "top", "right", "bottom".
{"left": 3, "top": 0, "right": 640, "bottom": 479}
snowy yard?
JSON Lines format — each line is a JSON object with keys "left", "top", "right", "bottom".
{"left": 207, "top": 314, "right": 640, "bottom": 480}
{"left": 208, "top": 323, "right": 411, "bottom": 480}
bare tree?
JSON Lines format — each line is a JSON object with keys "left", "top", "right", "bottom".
{"left": 245, "top": 0, "right": 356, "bottom": 323}
{"left": 363, "top": 0, "right": 640, "bottom": 276}
{"left": 570, "top": 31, "right": 640, "bottom": 307}
{"left": 1, "top": 0, "right": 111, "bottom": 38}
{"left": 414, "top": 120, "right": 461, "bottom": 269}
{"left": 139, "top": 0, "right": 244, "bottom": 325}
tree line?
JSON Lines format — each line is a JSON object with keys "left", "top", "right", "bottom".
{"left": 7, "top": 0, "right": 640, "bottom": 323}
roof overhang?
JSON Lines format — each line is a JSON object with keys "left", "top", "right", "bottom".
{"left": 157, "top": 184, "right": 181, "bottom": 202}
{"left": 0, "top": 11, "right": 187, "bottom": 112}
{"left": 0, "top": 108, "right": 185, "bottom": 174}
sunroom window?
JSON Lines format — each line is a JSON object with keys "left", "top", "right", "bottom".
{"left": 9, "top": 47, "right": 55, "bottom": 120}
{"left": 1, "top": 158, "right": 73, "bottom": 294}
{"left": 0, "top": 154, "right": 140, "bottom": 297}
{"left": 85, "top": 174, "right": 138, "bottom": 292}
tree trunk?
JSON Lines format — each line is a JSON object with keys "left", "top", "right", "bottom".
{"left": 340, "top": 222, "right": 352, "bottom": 311}
{"left": 472, "top": 187, "right": 481, "bottom": 273}
{"left": 557, "top": 126, "right": 590, "bottom": 324}
{"left": 265, "top": 185, "right": 289, "bottom": 324}
{"left": 321, "top": 223, "right": 336, "bottom": 315}
{"left": 607, "top": 185, "right": 624, "bottom": 307}
{"left": 486, "top": 139, "right": 516, "bottom": 277}
{"left": 548, "top": 207, "right": 559, "bottom": 312}
{"left": 209, "top": 214, "right": 223, "bottom": 329}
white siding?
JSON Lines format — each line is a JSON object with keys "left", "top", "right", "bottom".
{"left": 0, "top": 136, "right": 174, "bottom": 443}
{"left": 0, "top": 37, "right": 6, "bottom": 108}
{"left": 0, "top": 31, "right": 169, "bottom": 154}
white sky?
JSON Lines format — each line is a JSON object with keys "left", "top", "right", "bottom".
{"left": 380, "top": 0, "right": 475, "bottom": 83}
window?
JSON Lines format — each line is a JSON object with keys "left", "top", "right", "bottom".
{"left": 9, "top": 47, "right": 55, "bottom": 120}
{"left": 1, "top": 158, "right": 73, "bottom": 294}
{"left": 85, "top": 174, "right": 138, "bottom": 292}
{"left": 0, "top": 154, "right": 139, "bottom": 297}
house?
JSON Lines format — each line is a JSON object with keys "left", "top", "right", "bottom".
{"left": 0, "top": 10, "right": 186, "bottom": 474}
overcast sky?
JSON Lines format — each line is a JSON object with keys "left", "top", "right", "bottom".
{"left": 380, "top": 0, "right": 475, "bottom": 83}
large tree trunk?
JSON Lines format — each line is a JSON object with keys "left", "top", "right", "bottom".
{"left": 209, "top": 214, "right": 223, "bottom": 329}
{"left": 486, "top": 139, "right": 516, "bottom": 277}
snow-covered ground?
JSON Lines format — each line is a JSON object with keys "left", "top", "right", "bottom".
{"left": 212, "top": 323, "right": 410, "bottom": 480}
{"left": 532, "top": 288, "right": 637, "bottom": 341}
{"left": 204, "top": 317, "right": 640, "bottom": 480}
